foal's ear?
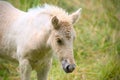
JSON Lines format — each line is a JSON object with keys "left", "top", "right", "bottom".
{"left": 69, "top": 8, "right": 82, "bottom": 24}
{"left": 52, "top": 16, "right": 59, "bottom": 29}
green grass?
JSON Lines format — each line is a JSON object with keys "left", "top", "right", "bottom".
{"left": 0, "top": 0, "right": 120, "bottom": 80}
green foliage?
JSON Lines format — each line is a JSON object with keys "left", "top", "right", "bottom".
{"left": 98, "top": 55, "right": 120, "bottom": 80}
{"left": 0, "top": 0, "right": 120, "bottom": 80}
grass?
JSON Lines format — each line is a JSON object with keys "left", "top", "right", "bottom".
{"left": 0, "top": 0, "right": 120, "bottom": 80}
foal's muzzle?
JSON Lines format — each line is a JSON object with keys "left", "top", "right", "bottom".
{"left": 62, "top": 60, "right": 76, "bottom": 73}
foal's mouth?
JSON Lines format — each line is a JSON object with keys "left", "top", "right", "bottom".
{"left": 62, "top": 60, "right": 76, "bottom": 73}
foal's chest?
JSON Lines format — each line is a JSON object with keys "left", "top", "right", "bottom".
{"left": 26, "top": 47, "right": 52, "bottom": 70}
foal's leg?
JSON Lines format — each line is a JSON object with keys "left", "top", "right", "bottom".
{"left": 19, "top": 59, "right": 32, "bottom": 80}
{"left": 36, "top": 59, "right": 52, "bottom": 80}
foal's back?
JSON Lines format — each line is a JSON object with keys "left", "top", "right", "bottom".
{"left": 0, "top": 1, "right": 25, "bottom": 41}
{"left": 0, "top": 1, "right": 25, "bottom": 61}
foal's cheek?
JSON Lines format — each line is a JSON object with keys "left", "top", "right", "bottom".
{"left": 47, "top": 39, "right": 51, "bottom": 47}
{"left": 47, "top": 38, "right": 57, "bottom": 52}
{"left": 46, "top": 35, "right": 54, "bottom": 47}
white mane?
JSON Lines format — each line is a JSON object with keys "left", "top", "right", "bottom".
{"left": 28, "top": 4, "right": 72, "bottom": 22}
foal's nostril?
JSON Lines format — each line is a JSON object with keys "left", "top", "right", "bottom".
{"left": 65, "top": 64, "right": 76, "bottom": 73}
{"left": 62, "top": 60, "right": 76, "bottom": 73}
{"left": 68, "top": 65, "right": 75, "bottom": 71}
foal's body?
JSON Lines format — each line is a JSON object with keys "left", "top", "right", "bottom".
{"left": 0, "top": 1, "right": 25, "bottom": 61}
{"left": 0, "top": 1, "right": 81, "bottom": 80}
{"left": 0, "top": 2, "right": 52, "bottom": 79}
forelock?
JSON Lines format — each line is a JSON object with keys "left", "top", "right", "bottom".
{"left": 59, "top": 21, "right": 73, "bottom": 40}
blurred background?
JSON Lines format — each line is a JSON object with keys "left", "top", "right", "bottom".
{"left": 0, "top": 0, "right": 120, "bottom": 80}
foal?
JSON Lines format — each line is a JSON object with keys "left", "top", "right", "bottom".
{"left": 0, "top": 1, "right": 81, "bottom": 80}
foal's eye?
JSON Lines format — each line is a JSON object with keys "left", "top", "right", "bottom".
{"left": 57, "top": 38, "right": 63, "bottom": 45}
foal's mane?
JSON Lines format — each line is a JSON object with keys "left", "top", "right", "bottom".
{"left": 28, "top": 4, "right": 72, "bottom": 22}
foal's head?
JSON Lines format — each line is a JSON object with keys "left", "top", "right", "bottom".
{"left": 47, "top": 8, "right": 81, "bottom": 73}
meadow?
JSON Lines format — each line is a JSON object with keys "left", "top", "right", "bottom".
{"left": 0, "top": 0, "right": 120, "bottom": 80}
